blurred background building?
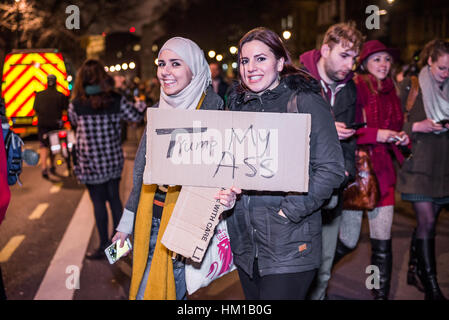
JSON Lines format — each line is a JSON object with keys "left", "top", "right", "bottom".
{"left": 1, "top": 0, "right": 449, "bottom": 84}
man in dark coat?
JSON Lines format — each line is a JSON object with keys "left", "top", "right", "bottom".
{"left": 300, "top": 22, "right": 363, "bottom": 300}
{"left": 33, "top": 74, "right": 68, "bottom": 178}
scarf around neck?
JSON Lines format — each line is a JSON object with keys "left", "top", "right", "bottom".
{"left": 158, "top": 37, "right": 211, "bottom": 110}
{"left": 356, "top": 74, "right": 403, "bottom": 132}
{"left": 419, "top": 66, "right": 449, "bottom": 131}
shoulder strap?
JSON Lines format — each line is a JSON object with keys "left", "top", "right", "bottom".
{"left": 286, "top": 92, "right": 299, "bottom": 113}
{"left": 196, "top": 92, "right": 206, "bottom": 110}
{"left": 405, "top": 75, "right": 419, "bottom": 113}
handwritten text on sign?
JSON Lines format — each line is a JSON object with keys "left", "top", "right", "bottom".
{"left": 144, "top": 109, "right": 311, "bottom": 193}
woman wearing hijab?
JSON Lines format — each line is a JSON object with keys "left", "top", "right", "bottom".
{"left": 397, "top": 39, "right": 449, "bottom": 300}
{"left": 112, "top": 37, "right": 223, "bottom": 300}
{"left": 334, "top": 40, "right": 410, "bottom": 300}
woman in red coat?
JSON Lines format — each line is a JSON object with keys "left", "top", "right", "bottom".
{"left": 333, "top": 40, "right": 410, "bottom": 300}
{"left": 0, "top": 126, "right": 11, "bottom": 300}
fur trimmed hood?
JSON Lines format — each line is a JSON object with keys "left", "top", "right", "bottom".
{"left": 226, "top": 72, "right": 321, "bottom": 108}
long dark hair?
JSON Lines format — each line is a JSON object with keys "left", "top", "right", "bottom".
{"left": 238, "top": 27, "right": 300, "bottom": 80}
{"left": 73, "top": 59, "right": 115, "bottom": 109}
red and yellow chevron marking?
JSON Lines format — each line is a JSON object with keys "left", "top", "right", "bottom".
{"left": 1, "top": 52, "right": 70, "bottom": 118}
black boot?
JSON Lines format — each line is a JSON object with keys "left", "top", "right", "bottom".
{"left": 332, "top": 238, "right": 354, "bottom": 266}
{"left": 416, "top": 238, "right": 447, "bottom": 300}
{"left": 370, "top": 239, "right": 392, "bottom": 300}
{"left": 407, "top": 229, "right": 425, "bottom": 292}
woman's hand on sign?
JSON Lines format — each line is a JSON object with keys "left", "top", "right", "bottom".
{"left": 215, "top": 187, "right": 242, "bottom": 209}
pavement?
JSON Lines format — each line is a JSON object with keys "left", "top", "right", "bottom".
{"left": 1, "top": 125, "right": 448, "bottom": 300}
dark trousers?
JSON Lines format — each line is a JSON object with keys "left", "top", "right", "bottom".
{"left": 237, "top": 259, "right": 317, "bottom": 300}
{"left": 86, "top": 178, "right": 123, "bottom": 249}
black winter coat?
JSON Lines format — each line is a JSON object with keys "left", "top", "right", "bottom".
{"left": 226, "top": 75, "right": 345, "bottom": 278}
{"left": 33, "top": 87, "right": 68, "bottom": 128}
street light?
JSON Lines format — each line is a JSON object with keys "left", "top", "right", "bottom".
{"left": 154, "top": 58, "right": 158, "bottom": 66}
{"left": 282, "top": 30, "right": 292, "bottom": 40}
{"left": 229, "top": 46, "right": 238, "bottom": 55}
{"left": 216, "top": 54, "right": 223, "bottom": 62}
{"left": 110, "top": 66, "right": 116, "bottom": 72}
{"left": 208, "top": 50, "right": 216, "bottom": 58}
{"left": 129, "top": 62, "right": 136, "bottom": 69}
{"left": 122, "top": 63, "right": 128, "bottom": 70}
{"left": 115, "top": 64, "right": 121, "bottom": 71}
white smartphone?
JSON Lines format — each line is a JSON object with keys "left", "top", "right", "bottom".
{"left": 104, "top": 238, "right": 132, "bottom": 264}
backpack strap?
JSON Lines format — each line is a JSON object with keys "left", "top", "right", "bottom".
{"left": 404, "top": 75, "right": 419, "bottom": 121}
{"left": 286, "top": 91, "right": 299, "bottom": 113}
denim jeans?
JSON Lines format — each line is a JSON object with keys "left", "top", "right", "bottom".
{"left": 136, "top": 217, "right": 186, "bottom": 300}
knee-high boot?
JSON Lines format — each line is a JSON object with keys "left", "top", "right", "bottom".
{"left": 370, "top": 239, "right": 392, "bottom": 300}
{"left": 407, "top": 229, "right": 425, "bottom": 292}
{"left": 332, "top": 238, "right": 354, "bottom": 267}
{"left": 416, "top": 238, "right": 447, "bottom": 300}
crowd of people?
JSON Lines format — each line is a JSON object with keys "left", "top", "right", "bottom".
{"left": 1, "top": 21, "right": 448, "bottom": 301}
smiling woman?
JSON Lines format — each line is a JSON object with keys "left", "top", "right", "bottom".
{"left": 222, "top": 27, "right": 346, "bottom": 300}
{"left": 112, "top": 37, "right": 224, "bottom": 300}
{"left": 337, "top": 40, "right": 409, "bottom": 300}
{"left": 157, "top": 51, "right": 193, "bottom": 96}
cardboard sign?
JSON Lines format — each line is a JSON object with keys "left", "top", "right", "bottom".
{"left": 161, "top": 186, "right": 224, "bottom": 262}
{"left": 144, "top": 108, "right": 311, "bottom": 193}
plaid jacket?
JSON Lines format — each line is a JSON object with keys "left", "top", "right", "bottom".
{"left": 68, "top": 92, "right": 144, "bottom": 184}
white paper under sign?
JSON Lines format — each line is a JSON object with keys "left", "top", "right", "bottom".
{"left": 144, "top": 108, "right": 311, "bottom": 193}
{"left": 161, "top": 186, "right": 225, "bottom": 262}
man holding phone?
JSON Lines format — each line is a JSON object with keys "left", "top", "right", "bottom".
{"left": 300, "top": 22, "right": 364, "bottom": 300}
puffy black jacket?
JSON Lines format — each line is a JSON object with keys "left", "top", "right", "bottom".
{"left": 226, "top": 74, "right": 345, "bottom": 277}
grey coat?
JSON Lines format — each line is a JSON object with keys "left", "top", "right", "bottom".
{"left": 396, "top": 77, "right": 449, "bottom": 198}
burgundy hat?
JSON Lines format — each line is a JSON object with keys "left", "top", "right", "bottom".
{"left": 358, "top": 40, "right": 400, "bottom": 65}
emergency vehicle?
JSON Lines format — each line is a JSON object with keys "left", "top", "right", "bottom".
{"left": 1, "top": 49, "right": 71, "bottom": 136}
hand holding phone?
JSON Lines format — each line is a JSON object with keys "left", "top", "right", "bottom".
{"left": 388, "top": 135, "right": 404, "bottom": 143}
{"left": 104, "top": 238, "right": 132, "bottom": 264}
{"left": 438, "top": 119, "right": 449, "bottom": 127}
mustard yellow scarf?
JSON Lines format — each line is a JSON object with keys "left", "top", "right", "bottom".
{"left": 129, "top": 184, "right": 181, "bottom": 300}
{"left": 129, "top": 93, "right": 205, "bottom": 300}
